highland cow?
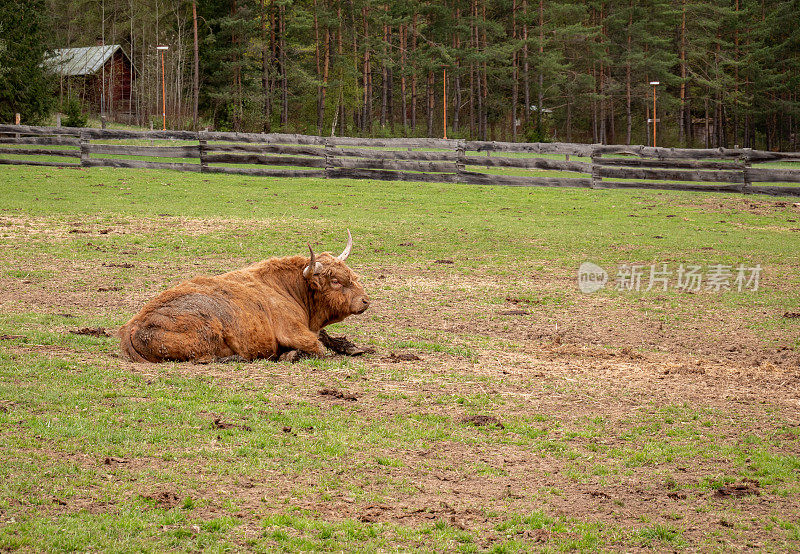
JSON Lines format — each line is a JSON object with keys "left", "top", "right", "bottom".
{"left": 119, "top": 231, "right": 369, "bottom": 363}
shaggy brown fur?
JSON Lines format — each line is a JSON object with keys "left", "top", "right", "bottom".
{"left": 119, "top": 252, "right": 369, "bottom": 363}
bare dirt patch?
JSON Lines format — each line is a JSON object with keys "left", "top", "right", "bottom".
{"left": 715, "top": 479, "right": 762, "bottom": 498}
{"left": 678, "top": 196, "right": 797, "bottom": 216}
{"left": 71, "top": 327, "right": 112, "bottom": 337}
{"left": 362, "top": 265, "right": 800, "bottom": 373}
{"left": 460, "top": 414, "right": 505, "bottom": 429}
{"left": 382, "top": 352, "right": 422, "bottom": 362}
{"left": 318, "top": 387, "right": 359, "bottom": 401}
{"left": 211, "top": 417, "right": 253, "bottom": 432}
{"left": 142, "top": 491, "right": 182, "bottom": 510}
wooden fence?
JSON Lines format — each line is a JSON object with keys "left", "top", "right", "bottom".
{"left": 1, "top": 124, "right": 799, "bottom": 197}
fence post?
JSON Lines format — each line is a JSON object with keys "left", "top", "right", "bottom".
{"left": 741, "top": 148, "right": 752, "bottom": 194}
{"left": 80, "top": 130, "right": 90, "bottom": 167}
{"left": 198, "top": 130, "right": 208, "bottom": 173}
{"left": 590, "top": 148, "right": 602, "bottom": 188}
{"left": 324, "top": 137, "right": 333, "bottom": 179}
{"left": 456, "top": 139, "right": 466, "bottom": 183}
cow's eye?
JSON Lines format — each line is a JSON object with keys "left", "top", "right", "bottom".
{"left": 330, "top": 278, "right": 340, "bottom": 285}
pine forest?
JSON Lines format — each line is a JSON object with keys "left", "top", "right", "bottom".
{"left": 17, "top": 1, "right": 800, "bottom": 148}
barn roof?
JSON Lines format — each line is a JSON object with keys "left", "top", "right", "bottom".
{"left": 47, "top": 45, "right": 129, "bottom": 76}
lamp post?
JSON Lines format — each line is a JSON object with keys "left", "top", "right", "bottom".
{"left": 156, "top": 45, "right": 169, "bottom": 130}
{"left": 649, "top": 80, "right": 660, "bottom": 147}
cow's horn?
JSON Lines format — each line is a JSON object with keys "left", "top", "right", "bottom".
{"left": 336, "top": 229, "right": 353, "bottom": 261}
{"left": 303, "top": 244, "right": 322, "bottom": 277}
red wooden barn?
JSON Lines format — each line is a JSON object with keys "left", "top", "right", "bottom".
{"left": 48, "top": 45, "right": 136, "bottom": 120}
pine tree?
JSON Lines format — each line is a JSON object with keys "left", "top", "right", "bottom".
{"left": 0, "top": 0, "right": 56, "bottom": 123}
{"left": 22, "top": 0, "right": 800, "bottom": 145}
{"left": 200, "top": 0, "right": 261, "bottom": 131}
{"left": 605, "top": 0, "right": 678, "bottom": 145}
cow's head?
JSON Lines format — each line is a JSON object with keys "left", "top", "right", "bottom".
{"left": 303, "top": 230, "right": 370, "bottom": 325}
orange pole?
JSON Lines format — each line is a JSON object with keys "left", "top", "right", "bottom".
{"left": 443, "top": 68, "right": 447, "bottom": 139}
{"left": 652, "top": 84, "right": 657, "bottom": 147}
{"left": 161, "top": 51, "right": 167, "bottom": 130}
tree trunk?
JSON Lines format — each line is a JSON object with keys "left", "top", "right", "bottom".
{"left": 400, "top": 24, "right": 407, "bottom": 129}
{"left": 744, "top": 112, "right": 750, "bottom": 149}
{"left": 130, "top": 0, "right": 136, "bottom": 123}
{"left": 481, "top": 0, "right": 488, "bottom": 140}
{"left": 380, "top": 8, "right": 388, "bottom": 128}
{"left": 361, "top": 6, "right": 372, "bottom": 133}
{"left": 522, "top": 0, "right": 530, "bottom": 128}
{"left": 469, "top": 0, "right": 475, "bottom": 137}
{"left": 260, "top": 0, "right": 271, "bottom": 132}
{"left": 625, "top": 0, "right": 632, "bottom": 144}
{"left": 386, "top": 25, "right": 393, "bottom": 130}
{"left": 320, "top": 28, "right": 330, "bottom": 134}
{"left": 686, "top": 94, "right": 693, "bottom": 145}
{"left": 314, "top": 0, "right": 322, "bottom": 134}
{"left": 453, "top": 13, "right": 461, "bottom": 135}
{"left": 411, "top": 14, "right": 417, "bottom": 132}
{"left": 679, "top": 0, "right": 687, "bottom": 144}
{"left": 599, "top": 3, "right": 608, "bottom": 144}
{"left": 733, "top": 0, "right": 739, "bottom": 146}
{"left": 232, "top": 0, "right": 243, "bottom": 131}
{"left": 333, "top": 3, "right": 344, "bottom": 136}
{"left": 511, "top": 0, "right": 518, "bottom": 141}
{"left": 608, "top": 95, "right": 615, "bottom": 144}
{"left": 192, "top": 2, "right": 199, "bottom": 130}
{"left": 537, "top": 0, "right": 544, "bottom": 134}
{"left": 599, "top": 66, "right": 606, "bottom": 144}
{"left": 591, "top": 66, "right": 598, "bottom": 143}
{"left": 714, "top": 40, "right": 725, "bottom": 146}
{"left": 350, "top": 0, "right": 359, "bottom": 131}
{"left": 427, "top": 70, "right": 434, "bottom": 137}
{"left": 280, "top": 4, "right": 288, "bottom": 129}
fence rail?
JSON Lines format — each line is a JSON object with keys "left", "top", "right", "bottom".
{"left": 1, "top": 125, "right": 799, "bottom": 197}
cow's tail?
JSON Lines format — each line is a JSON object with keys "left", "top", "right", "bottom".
{"left": 118, "top": 323, "right": 151, "bottom": 362}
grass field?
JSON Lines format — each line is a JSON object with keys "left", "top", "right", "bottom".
{"left": 1, "top": 164, "right": 799, "bottom": 551}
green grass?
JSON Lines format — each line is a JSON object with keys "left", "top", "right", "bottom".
{"left": 0, "top": 164, "right": 798, "bottom": 550}
{"left": 3, "top": 164, "right": 799, "bottom": 269}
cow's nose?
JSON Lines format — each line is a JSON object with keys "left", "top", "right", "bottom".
{"left": 362, "top": 297, "right": 370, "bottom": 307}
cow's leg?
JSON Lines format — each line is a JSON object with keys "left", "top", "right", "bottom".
{"left": 318, "top": 329, "right": 367, "bottom": 356}
{"left": 277, "top": 349, "right": 310, "bottom": 363}
{"left": 275, "top": 325, "right": 325, "bottom": 359}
